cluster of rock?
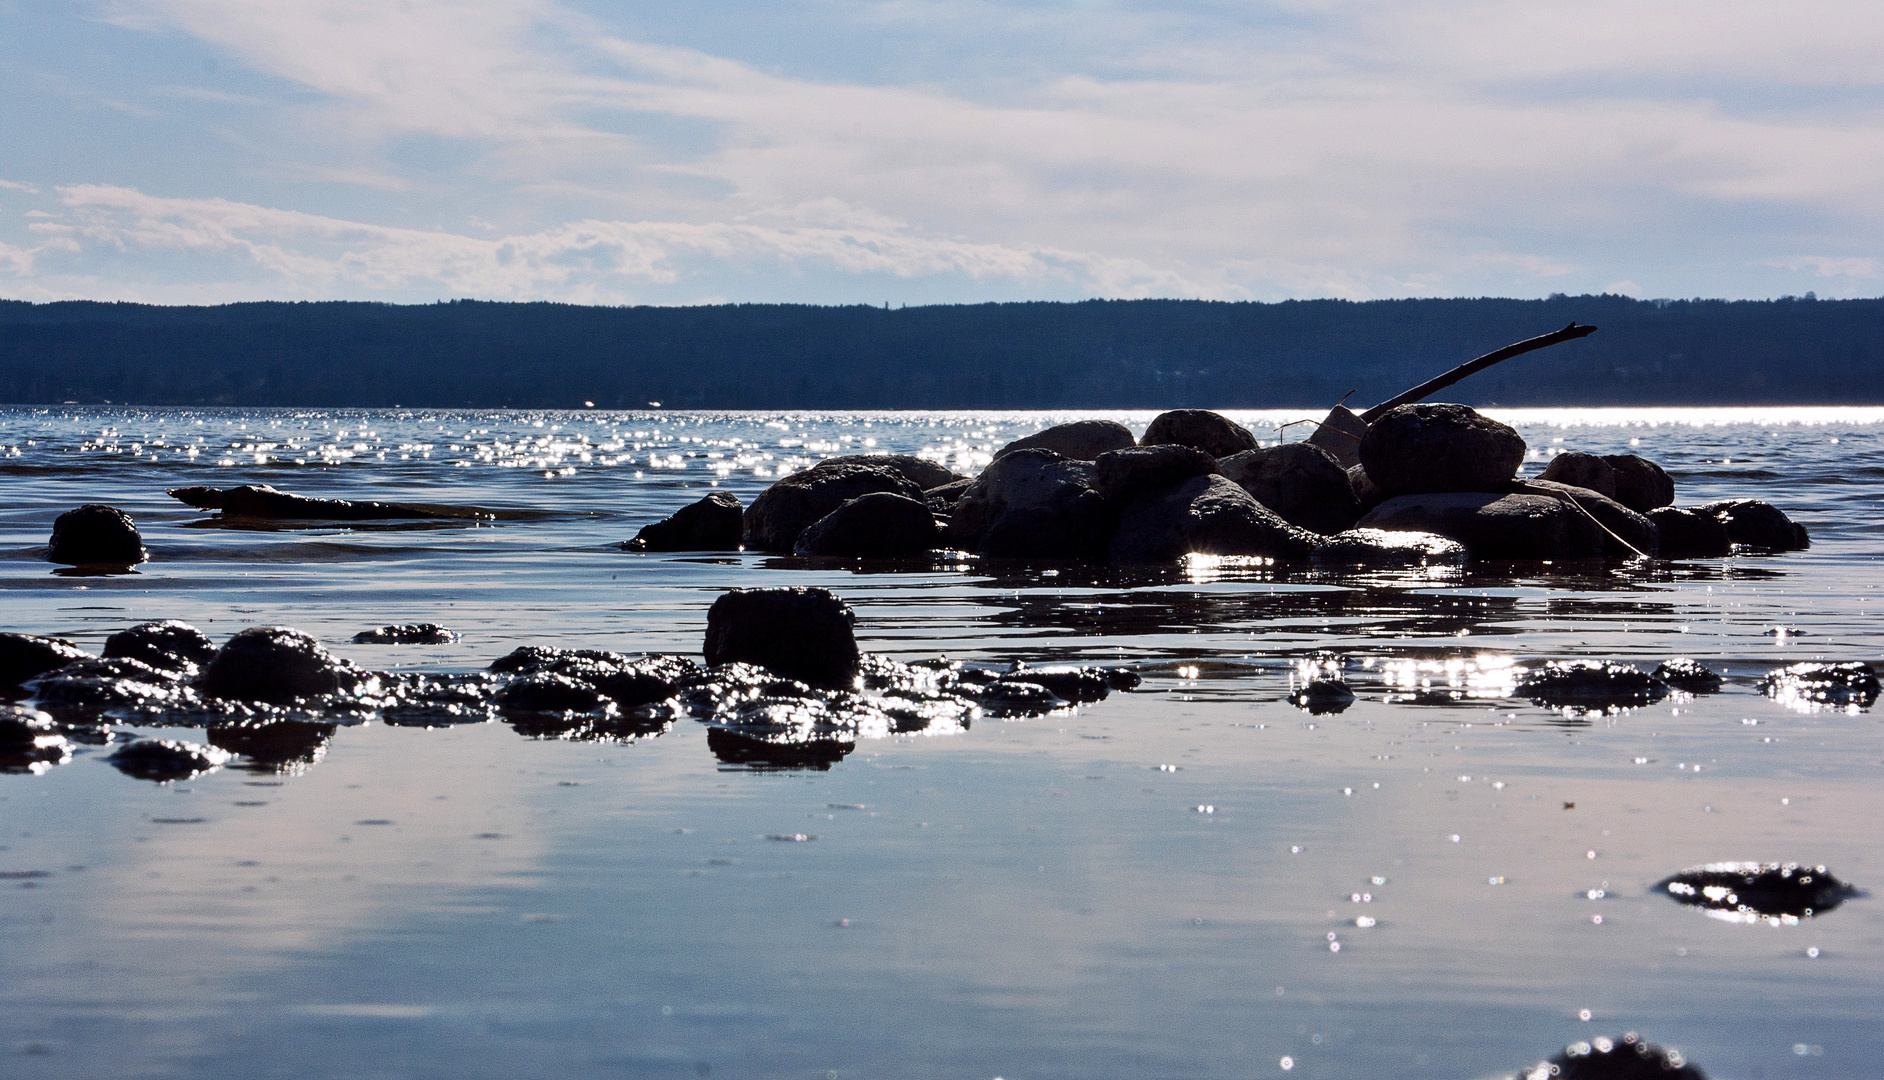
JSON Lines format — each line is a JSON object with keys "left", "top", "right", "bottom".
{"left": 628, "top": 405, "right": 1811, "bottom": 564}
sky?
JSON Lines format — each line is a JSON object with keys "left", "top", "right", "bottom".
{"left": 0, "top": 0, "right": 1880, "bottom": 306}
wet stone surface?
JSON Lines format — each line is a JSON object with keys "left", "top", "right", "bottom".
{"left": 105, "top": 738, "right": 231, "bottom": 782}
{"left": 1658, "top": 863, "right": 1859, "bottom": 925}
{"left": 1514, "top": 661, "right": 1668, "bottom": 711}
{"left": 1516, "top": 1033, "right": 1708, "bottom": 1079}
{"left": 352, "top": 623, "right": 459, "bottom": 645}
{"left": 1762, "top": 662, "right": 1880, "bottom": 708}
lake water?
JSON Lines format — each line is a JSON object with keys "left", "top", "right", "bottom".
{"left": 3, "top": 405, "right": 1883, "bottom": 1080}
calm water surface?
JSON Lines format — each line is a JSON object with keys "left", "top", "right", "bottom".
{"left": 3, "top": 406, "right": 1883, "bottom": 1079}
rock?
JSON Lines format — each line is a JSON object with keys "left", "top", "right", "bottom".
{"left": 706, "top": 726, "right": 853, "bottom": 770}
{"left": 1646, "top": 507, "right": 1732, "bottom": 558}
{"left": 997, "top": 664, "right": 1121, "bottom": 704}
{"left": 945, "top": 449, "right": 1115, "bottom": 559}
{"left": 1219, "top": 443, "right": 1361, "bottom": 533}
{"left": 0, "top": 633, "right": 93, "bottom": 689}
{"left": 1357, "top": 492, "right": 1602, "bottom": 560}
{"left": 1515, "top": 661, "right": 1667, "bottom": 709}
{"left": 495, "top": 673, "right": 618, "bottom": 716}
{"left": 1109, "top": 474, "right": 1318, "bottom": 565}
{"left": 742, "top": 463, "right": 923, "bottom": 552}
{"left": 794, "top": 493, "right": 939, "bottom": 557}
{"left": 1761, "top": 662, "right": 1878, "bottom": 707}
{"left": 1658, "top": 862, "right": 1856, "bottom": 923}
{"left": 814, "top": 454, "right": 962, "bottom": 490}
{"left": 1358, "top": 404, "right": 1526, "bottom": 495}
{"left": 1346, "top": 463, "right": 1389, "bottom": 511}
{"left": 973, "top": 680, "right": 1067, "bottom": 716}
{"left": 352, "top": 623, "right": 458, "bottom": 645}
{"left": 923, "top": 478, "right": 974, "bottom": 512}
{"left": 167, "top": 484, "right": 447, "bottom": 520}
{"left": 704, "top": 588, "right": 862, "bottom": 689}
{"left": 1139, "top": 409, "right": 1258, "bottom": 458}
{"left": 0, "top": 705, "right": 62, "bottom": 748}
{"left": 993, "top": 419, "right": 1136, "bottom": 462}
{"left": 26, "top": 657, "right": 193, "bottom": 723}
{"left": 627, "top": 491, "right": 743, "bottom": 552}
{"left": 1514, "top": 1033, "right": 1708, "bottom": 1079}
{"left": 106, "top": 738, "right": 231, "bottom": 782}
{"left": 198, "top": 627, "right": 366, "bottom": 704}
{"left": 103, "top": 621, "right": 217, "bottom": 671}
{"left": 1093, "top": 444, "right": 1219, "bottom": 503}
{"left": 47, "top": 504, "right": 146, "bottom": 567}
{"left": 1602, "top": 454, "right": 1675, "bottom": 511}
{"left": 1538, "top": 451, "right": 1618, "bottom": 498}
{"left": 1312, "top": 529, "right": 1467, "bottom": 567}
{"left": 1653, "top": 658, "right": 1722, "bottom": 692}
{"left": 1517, "top": 480, "right": 1659, "bottom": 557}
{"left": 207, "top": 720, "right": 336, "bottom": 771}
{"left": 1292, "top": 679, "right": 1354, "bottom": 714}
{"left": 1697, "top": 499, "right": 1810, "bottom": 551}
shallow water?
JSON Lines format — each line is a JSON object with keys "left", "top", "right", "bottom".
{"left": 3, "top": 406, "right": 1883, "bottom": 1079}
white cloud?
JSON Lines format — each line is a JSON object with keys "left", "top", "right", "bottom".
{"left": 1780, "top": 256, "right": 1880, "bottom": 279}
{"left": 0, "top": 180, "right": 41, "bottom": 194}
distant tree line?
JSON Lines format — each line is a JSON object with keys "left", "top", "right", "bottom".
{"left": 0, "top": 294, "right": 1877, "bottom": 409}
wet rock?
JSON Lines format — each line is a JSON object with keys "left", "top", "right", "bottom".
{"left": 1602, "top": 454, "right": 1676, "bottom": 511}
{"left": 1658, "top": 862, "right": 1857, "bottom": 924}
{"left": 1357, "top": 492, "right": 1602, "bottom": 560}
{"left": 1538, "top": 451, "right": 1618, "bottom": 498}
{"left": 1140, "top": 409, "right": 1258, "bottom": 458}
{"left": 1514, "top": 1033, "right": 1707, "bottom": 1079}
{"left": 1110, "top": 474, "right": 1318, "bottom": 565}
{"left": 495, "top": 673, "right": 618, "bottom": 717}
{"left": 198, "top": 627, "right": 367, "bottom": 705}
{"left": 353, "top": 623, "right": 458, "bottom": 645}
{"left": 1653, "top": 658, "right": 1723, "bottom": 692}
{"left": 1761, "top": 662, "right": 1879, "bottom": 707}
{"left": 106, "top": 738, "right": 231, "bottom": 782}
{"left": 25, "top": 657, "right": 193, "bottom": 724}
{"left": 998, "top": 664, "right": 1126, "bottom": 703}
{"left": 1646, "top": 507, "right": 1732, "bottom": 558}
{"left": 1515, "top": 661, "right": 1667, "bottom": 709}
{"left": 993, "top": 419, "right": 1136, "bottom": 462}
{"left": 1346, "top": 463, "right": 1389, "bottom": 511}
{"left": 1292, "top": 679, "right": 1354, "bottom": 714}
{"left": 1358, "top": 403, "right": 1526, "bottom": 495}
{"left": 1094, "top": 444, "right": 1220, "bottom": 504}
{"left": 814, "top": 453, "right": 962, "bottom": 490}
{"left": 1696, "top": 499, "right": 1810, "bottom": 551}
{"left": 0, "top": 633, "right": 93, "bottom": 690}
{"left": 486, "top": 646, "right": 694, "bottom": 695}
{"left": 742, "top": 462, "right": 924, "bottom": 552}
{"left": 167, "top": 484, "right": 447, "bottom": 520}
{"left": 103, "top": 621, "right": 217, "bottom": 672}
{"left": 378, "top": 672, "right": 505, "bottom": 727}
{"left": 972, "top": 680, "right": 1067, "bottom": 716}
{"left": 207, "top": 720, "right": 337, "bottom": 772}
{"left": 0, "top": 705, "right": 69, "bottom": 773}
{"left": 48, "top": 504, "right": 147, "bottom": 567}
{"left": 1312, "top": 528, "right": 1468, "bottom": 568}
{"left": 946, "top": 449, "right": 1116, "bottom": 559}
{"left": 704, "top": 587, "right": 861, "bottom": 689}
{"left": 794, "top": 492, "right": 940, "bottom": 557}
{"left": 626, "top": 491, "right": 744, "bottom": 552}
{"left": 1517, "top": 480, "right": 1659, "bottom": 557}
{"left": 707, "top": 726, "right": 853, "bottom": 770}
{"left": 1219, "top": 443, "right": 1362, "bottom": 533}
{"left": 922, "top": 477, "right": 974, "bottom": 514}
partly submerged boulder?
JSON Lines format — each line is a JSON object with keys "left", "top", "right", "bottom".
{"left": 946, "top": 449, "right": 1115, "bottom": 559}
{"left": 1140, "top": 409, "right": 1258, "bottom": 458}
{"left": 794, "top": 492, "right": 939, "bottom": 557}
{"left": 1647, "top": 506, "right": 1733, "bottom": 558}
{"left": 106, "top": 738, "right": 231, "bottom": 782}
{"left": 1219, "top": 443, "right": 1361, "bottom": 534}
{"left": 103, "top": 620, "right": 217, "bottom": 672}
{"left": 1093, "top": 444, "right": 1219, "bottom": 504}
{"left": 1358, "top": 404, "right": 1526, "bottom": 496}
{"left": 1515, "top": 661, "right": 1668, "bottom": 709}
{"left": 815, "top": 454, "right": 962, "bottom": 490}
{"left": 198, "top": 626, "right": 366, "bottom": 704}
{"left": 1654, "top": 658, "right": 1722, "bottom": 692}
{"left": 1603, "top": 454, "right": 1676, "bottom": 511}
{"left": 352, "top": 623, "right": 458, "bottom": 645}
{"left": 1357, "top": 492, "right": 1602, "bottom": 560}
{"left": 1312, "top": 528, "right": 1467, "bottom": 568}
{"left": 1697, "top": 499, "right": 1810, "bottom": 551}
{"left": 742, "top": 463, "right": 923, "bottom": 553}
{"left": 0, "top": 633, "right": 92, "bottom": 690}
{"left": 629, "top": 491, "right": 744, "bottom": 552}
{"left": 993, "top": 420, "right": 1136, "bottom": 462}
{"left": 1109, "top": 474, "right": 1318, "bottom": 565}
{"left": 48, "top": 504, "right": 146, "bottom": 567}
{"left": 1518, "top": 480, "right": 1658, "bottom": 557}
{"left": 703, "top": 587, "right": 862, "bottom": 690}
{"left": 1513, "top": 1033, "right": 1708, "bottom": 1080}
{"left": 1538, "top": 451, "right": 1617, "bottom": 498}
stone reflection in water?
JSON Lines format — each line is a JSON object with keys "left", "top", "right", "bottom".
{"left": 1511, "top": 1033, "right": 1707, "bottom": 1079}
{"left": 1378, "top": 654, "right": 1519, "bottom": 705}
{"left": 207, "top": 720, "right": 337, "bottom": 774}
{"left": 1762, "top": 662, "right": 1880, "bottom": 712}
{"left": 1658, "top": 863, "right": 1860, "bottom": 925}
{"left": 106, "top": 737, "right": 231, "bottom": 782}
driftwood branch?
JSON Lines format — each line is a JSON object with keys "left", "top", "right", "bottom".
{"left": 1358, "top": 322, "right": 1598, "bottom": 424}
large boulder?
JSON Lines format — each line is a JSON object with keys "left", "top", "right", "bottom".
{"left": 1518, "top": 480, "right": 1659, "bottom": 557}
{"left": 993, "top": 420, "right": 1136, "bottom": 462}
{"left": 629, "top": 491, "right": 744, "bottom": 551}
{"left": 742, "top": 463, "right": 923, "bottom": 552}
{"left": 703, "top": 588, "right": 861, "bottom": 689}
{"left": 1312, "top": 529, "right": 1467, "bottom": 568}
{"left": 794, "top": 493, "right": 940, "bottom": 557}
{"left": 945, "top": 449, "right": 1115, "bottom": 559}
{"left": 1647, "top": 507, "right": 1732, "bottom": 558}
{"left": 1219, "top": 443, "right": 1361, "bottom": 534}
{"left": 1140, "top": 410, "right": 1258, "bottom": 458}
{"left": 1358, "top": 404, "right": 1526, "bottom": 495}
{"left": 103, "top": 620, "right": 218, "bottom": 672}
{"left": 1602, "top": 454, "right": 1676, "bottom": 511}
{"left": 815, "top": 454, "right": 962, "bottom": 490}
{"left": 48, "top": 504, "right": 146, "bottom": 567}
{"left": 0, "top": 633, "right": 91, "bottom": 690}
{"left": 1093, "top": 444, "right": 1219, "bottom": 503}
{"left": 1109, "top": 474, "right": 1318, "bottom": 565}
{"left": 1697, "top": 499, "right": 1809, "bottom": 551}
{"left": 1538, "top": 451, "right": 1617, "bottom": 498}
{"left": 1357, "top": 492, "right": 1603, "bottom": 560}
{"left": 198, "top": 627, "right": 366, "bottom": 704}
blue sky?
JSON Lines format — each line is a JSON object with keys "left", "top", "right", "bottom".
{"left": 1, "top": 0, "right": 1880, "bottom": 305}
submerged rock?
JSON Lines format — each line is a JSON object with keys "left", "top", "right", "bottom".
{"left": 1109, "top": 474, "right": 1318, "bottom": 565}
{"left": 104, "top": 621, "right": 217, "bottom": 672}
{"left": 106, "top": 738, "right": 231, "bottom": 782}
{"left": 198, "top": 627, "right": 367, "bottom": 705}
{"left": 998, "top": 663, "right": 1133, "bottom": 703}
{"left": 946, "top": 449, "right": 1115, "bottom": 559}
{"left": 1761, "top": 662, "right": 1879, "bottom": 707}
{"left": 495, "top": 673, "right": 619, "bottom": 718}
{"left": 1312, "top": 529, "right": 1467, "bottom": 568}
{"left": 1359, "top": 404, "right": 1526, "bottom": 495}
{"left": 1357, "top": 492, "right": 1602, "bottom": 560}
{"left": 1653, "top": 658, "right": 1723, "bottom": 692}
{"left": 48, "top": 504, "right": 146, "bottom": 567}
{"left": 1218, "top": 443, "right": 1361, "bottom": 534}
{"left": 1646, "top": 507, "right": 1733, "bottom": 558}
{"left": 1658, "top": 862, "right": 1857, "bottom": 924}
{"left": 0, "top": 633, "right": 92, "bottom": 690}
{"left": 1292, "top": 678, "right": 1354, "bottom": 714}
{"left": 971, "top": 680, "right": 1068, "bottom": 717}
{"left": 742, "top": 462, "right": 924, "bottom": 552}
{"left": 794, "top": 492, "right": 939, "bottom": 557}
{"left": 704, "top": 588, "right": 861, "bottom": 690}
{"left": 1513, "top": 1033, "right": 1707, "bottom": 1080}
{"left": 1515, "top": 661, "right": 1667, "bottom": 709}
{"left": 167, "top": 484, "right": 448, "bottom": 520}
{"left": 627, "top": 491, "right": 744, "bottom": 552}
{"left": 706, "top": 725, "right": 854, "bottom": 770}
{"left": 993, "top": 419, "right": 1136, "bottom": 462}
{"left": 1140, "top": 409, "right": 1258, "bottom": 458}
{"left": 207, "top": 719, "right": 337, "bottom": 772}
{"left": 1697, "top": 499, "right": 1810, "bottom": 551}
{"left": 353, "top": 623, "right": 458, "bottom": 645}
{"left": 1094, "top": 444, "right": 1219, "bottom": 504}
{"left": 0, "top": 705, "right": 68, "bottom": 773}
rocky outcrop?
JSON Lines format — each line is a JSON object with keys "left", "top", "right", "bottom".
{"left": 1312, "top": 528, "right": 1467, "bottom": 567}
{"left": 1, "top": 633, "right": 92, "bottom": 690}
{"left": 703, "top": 588, "right": 862, "bottom": 689}
{"left": 1109, "top": 474, "right": 1318, "bottom": 564}
{"left": 794, "top": 492, "right": 939, "bottom": 556}
{"left": 1646, "top": 507, "right": 1732, "bottom": 558}
{"left": 742, "top": 463, "right": 924, "bottom": 552}
{"left": 1697, "top": 499, "right": 1810, "bottom": 551}
{"left": 1357, "top": 492, "right": 1602, "bottom": 560}
{"left": 1093, "top": 444, "right": 1219, "bottom": 504}
{"left": 628, "top": 491, "right": 744, "bottom": 551}
{"left": 198, "top": 627, "right": 367, "bottom": 704}
{"left": 1219, "top": 443, "right": 1361, "bottom": 533}
{"left": 48, "top": 504, "right": 146, "bottom": 567}
{"left": 945, "top": 449, "right": 1115, "bottom": 559}
{"left": 1139, "top": 410, "right": 1258, "bottom": 458}
{"left": 993, "top": 420, "right": 1136, "bottom": 462}
{"left": 103, "top": 621, "right": 217, "bottom": 672}
{"left": 815, "top": 454, "right": 962, "bottom": 490}
{"left": 1518, "top": 480, "right": 1658, "bottom": 556}
{"left": 1358, "top": 404, "right": 1526, "bottom": 495}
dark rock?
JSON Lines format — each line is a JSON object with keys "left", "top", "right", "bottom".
{"left": 1762, "top": 662, "right": 1879, "bottom": 707}
{"left": 993, "top": 419, "right": 1136, "bottom": 462}
{"left": 106, "top": 738, "right": 231, "bottom": 782}
{"left": 946, "top": 449, "right": 1115, "bottom": 559}
{"left": 1515, "top": 661, "right": 1667, "bottom": 709}
{"left": 378, "top": 672, "right": 503, "bottom": 728}
{"left": 1219, "top": 443, "right": 1361, "bottom": 533}
{"left": 815, "top": 454, "right": 962, "bottom": 490}
{"left": 1538, "top": 451, "right": 1617, "bottom": 498}
{"left": 167, "top": 484, "right": 446, "bottom": 520}
{"left": 923, "top": 478, "right": 974, "bottom": 514}
{"left": 1517, "top": 480, "right": 1658, "bottom": 557}
{"left": 0, "top": 633, "right": 92, "bottom": 689}
{"left": 198, "top": 627, "right": 366, "bottom": 705}
{"left": 1697, "top": 499, "right": 1810, "bottom": 551}
{"left": 1516, "top": 1033, "right": 1708, "bottom": 1079}
{"left": 0, "top": 705, "right": 68, "bottom": 773}
{"left": 1292, "top": 679, "right": 1354, "bottom": 714}
{"left": 1654, "top": 658, "right": 1722, "bottom": 692}
{"left": 496, "top": 673, "right": 618, "bottom": 716}
{"left": 1312, "top": 529, "right": 1467, "bottom": 567}
{"left": 1357, "top": 492, "right": 1602, "bottom": 560}
{"left": 973, "top": 680, "right": 1067, "bottom": 716}
{"left": 998, "top": 664, "right": 1118, "bottom": 703}
{"left": 794, "top": 492, "right": 940, "bottom": 557}
{"left": 1602, "top": 454, "right": 1676, "bottom": 511}
{"left": 26, "top": 657, "right": 192, "bottom": 724}
{"left": 104, "top": 621, "right": 217, "bottom": 671}
{"left": 1139, "top": 409, "right": 1258, "bottom": 458}
{"left": 1358, "top": 403, "right": 1526, "bottom": 495}
{"left": 48, "top": 504, "right": 146, "bottom": 567}
{"left": 704, "top": 588, "right": 861, "bottom": 689}
{"left": 1094, "top": 444, "right": 1220, "bottom": 503}
{"left": 353, "top": 623, "right": 458, "bottom": 645}
{"left": 628, "top": 491, "right": 744, "bottom": 552}
{"left": 707, "top": 726, "right": 853, "bottom": 770}
{"left": 1346, "top": 463, "right": 1389, "bottom": 511}
{"left": 207, "top": 720, "right": 336, "bottom": 771}
{"left": 1659, "top": 862, "right": 1856, "bottom": 923}
{"left": 1647, "top": 507, "right": 1732, "bottom": 558}
{"left": 742, "top": 463, "right": 923, "bottom": 552}
{"left": 1109, "top": 474, "right": 1318, "bottom": 565}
